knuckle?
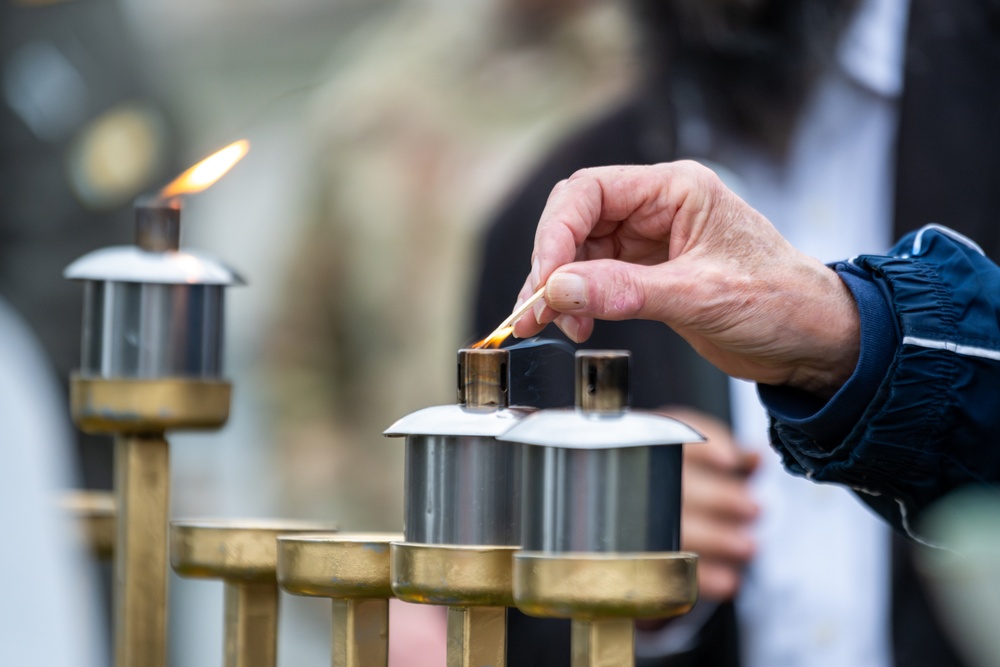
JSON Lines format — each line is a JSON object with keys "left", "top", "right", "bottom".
{"left": 600, "top": 267, "right": 645, "bottom": 318}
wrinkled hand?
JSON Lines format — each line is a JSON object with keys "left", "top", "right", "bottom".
{"left": 664, "top": 408, "right": 759, "bottom": 601}
{"left": 513, "top": 162, "right": 860, "bottom": 397}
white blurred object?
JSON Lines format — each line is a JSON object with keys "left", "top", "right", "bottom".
{"left": 0, "top": 296, "right": 107, "bottom": 667}
{"left": 917, "top": 488, "right": 1000, "bottom": 667}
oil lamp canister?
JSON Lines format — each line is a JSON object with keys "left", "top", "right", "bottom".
{"left": 384, "top": 348, "right": 527, "bottom": 667}
{"left": 63, "top": 197, "right": 242, "bottom": 667}
{"left": 500, "top": 350, "right": 703, "bottom": 667}
{"left": 66, "top": 198, "right": 241, "bottom": 385}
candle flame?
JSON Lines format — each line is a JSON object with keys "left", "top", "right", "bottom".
{"left": 472, "top": 326, "right": 513, "bottom": 349}
{"left": 159, "top": 139, "right": 249, "bottom": 198}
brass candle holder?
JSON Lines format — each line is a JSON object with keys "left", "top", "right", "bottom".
{"left": 384, "top": 348, "right": 527, "bottom": 667}
{"left": 65, "top": 198, "right": 241, "bottom": 667}
{"left": 278, "top": 532, "right": 402, "bottom": 667}
{"left": 170, "top": 519, "right": 337, "bottom": 667}
{"left": 501, "top": 351, "right": 702, "bottom": 667}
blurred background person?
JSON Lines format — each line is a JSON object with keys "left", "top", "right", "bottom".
{"left": 268, "top": 0, "right": 635, "bottom": 532}
{"left": 475, "top": 0, "right": 999, "bottom": 665}
{"left": 264, "top": 1, "right": 636, "bottom": 661}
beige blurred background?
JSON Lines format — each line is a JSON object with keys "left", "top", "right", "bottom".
{"left": 1, "top": 0, "right": 635, "bottom": 664}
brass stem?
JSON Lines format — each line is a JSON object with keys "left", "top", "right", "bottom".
{"left": 224, "top": 581, "right": 279, "bottom": 667}
{"left": 571, "top": 618, "right": 635, "bottom": 667}
{"left": 331, "top": 598, "right": 389, "bottom": 667}
{"left": 114, "top": 434, "right": 169, "bottom": 667}
{"left": 446, "top": 606, "right": 506, "bottom": 667}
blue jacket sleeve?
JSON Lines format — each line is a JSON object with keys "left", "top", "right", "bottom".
{"left": 758, "top": 225, "right": 1000, "bottom": 538}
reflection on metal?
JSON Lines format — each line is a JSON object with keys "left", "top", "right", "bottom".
{"left": 520, "top": 444, "right": 680, "bottom": 553}
{"left": 171, "top": 520, "right": 337, "bottom": 667}
{"left": 278, "top": 533, "right": 401, "bottom": 667}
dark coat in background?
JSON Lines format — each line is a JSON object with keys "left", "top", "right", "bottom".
{"left": 472, "top": 0, "right": 1000, "bottom": 664}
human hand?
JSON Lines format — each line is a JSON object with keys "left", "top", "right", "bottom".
{"left": 664, "top": 407, "right": 759, "bottom": 601}
{"left": 512, "top": 162, "right": 860, "bottom": 397}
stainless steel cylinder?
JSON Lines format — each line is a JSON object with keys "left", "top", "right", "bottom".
{"left": 520, "top": 444, "right": 680, "bottom": 552}
{"left": 502, "top": 350, "right": 701, "bottom": 555}
{"left": 387, "top": 348, "right": 523, "bottom": 547}
{"left": 80, "top": 280, "right": 225, "bottom": 378}
{"left": 65, "top": 201, "right": 243, "bottom": 380}
{"left": 404, "top": 433, "right": 520, "bottom": 545}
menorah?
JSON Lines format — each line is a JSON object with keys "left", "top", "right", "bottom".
{"left": 63, "top": 165, "right": 701, "bottom": 667}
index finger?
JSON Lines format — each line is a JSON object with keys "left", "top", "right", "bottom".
{"left": 529, "top": 172, "right": 605, "bottom": 288}
{"left": 530, "top": 162, "right": 710, "bottom": 287}
{"left": 511, "top": 166, "right": 655, "bottom": 337}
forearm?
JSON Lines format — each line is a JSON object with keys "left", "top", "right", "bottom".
{"left": 759, "top": 226, "right": 1000, "bottom": 536}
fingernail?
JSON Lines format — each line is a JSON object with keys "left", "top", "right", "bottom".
{"left": 533, "top": 298, "right": 546, "bottom": 324}
{"left": 546, "top": 272, "right": 588, "bottom": 311}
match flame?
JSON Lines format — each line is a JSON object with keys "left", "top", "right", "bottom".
{"left": 472, "top": 326, "right": 513, "bottom": 349}
{"left": 159, "top": 139, "right": 249, "bottom": 198}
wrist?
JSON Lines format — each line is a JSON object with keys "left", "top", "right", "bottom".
{"left": 760, "top": 266, "right": 898, "bottom": 444}
{"left": 787, "top": 269, "right": 861, "bottom": 398}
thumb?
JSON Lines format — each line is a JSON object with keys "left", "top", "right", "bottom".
{"left": 544, "top": 260, "right": 679, "bottom": 323}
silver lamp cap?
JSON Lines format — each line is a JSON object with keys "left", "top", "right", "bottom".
{"left": 64, "top": 246, "right": 244, "bottom": 286}
{"left": 499, "top": 349, "right": 703, "bottom": 448}
{"left": 383, "top": 404, "right": 528, "bottom": 438}
{"left": 498, "top": 409, "right": 703, "bottom": 449}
